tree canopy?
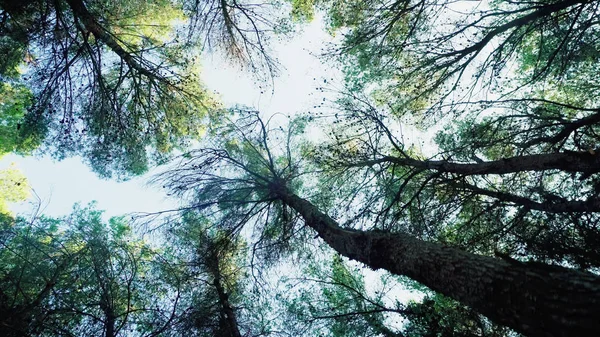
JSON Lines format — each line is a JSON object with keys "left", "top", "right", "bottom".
{"left": 2, "top": 0, "right": 600, "bottom": 336}
{"left": 0, "top": 0, "right": 285, "bottom": 178}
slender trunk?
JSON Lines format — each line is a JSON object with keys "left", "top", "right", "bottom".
{"left": 457, "top": 181, "right": 600, "bottom": 213}
{"left": 100, "top": 292, "right": 116, "bottom": 337}
{"left": 105, "top": 312, "right": 116, "bottom": 337}
{"left": 209, "top": 253, "right": 242, "bottom": 337}
{"left": 271, "top": 184, "right": 600, "bottom": 337}
{"left": 212, "top": 277, "right": 243, "bottom": 337}
{"left": 352, "top": 150, "right": 600, "bottom": 175}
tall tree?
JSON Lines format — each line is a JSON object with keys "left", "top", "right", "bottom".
{"left": 304, "top": 98, "right": 600, "bottom": 268}
{"left": 164, "top": 213, "right": 247, "bottom": 337}
{"left": 157, "top": 112, "right": 600, "bottom": 336}
{"left": 283, "top": 0, "right": 600, "bottom": 270}
{"left": 162, "top": 211, "right": 282, "bottom": 337}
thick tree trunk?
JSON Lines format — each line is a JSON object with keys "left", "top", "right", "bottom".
{"left": 271, "top": 184, "right": 600, "bottom": 337}
{"left": 352, "top": 150, "right": 600, "bottom": 175}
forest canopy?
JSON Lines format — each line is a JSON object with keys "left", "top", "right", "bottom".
{"left": 2, "top": 0, "right": 600, "bottom": 336}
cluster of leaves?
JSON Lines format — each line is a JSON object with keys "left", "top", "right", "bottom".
{"left": 0, "top": 164, "right": 29, "bottom": 218}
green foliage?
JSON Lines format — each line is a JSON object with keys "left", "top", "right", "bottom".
{"left": 0, "top": 0, "right": 222, "bottom": 178}
{"left": 0, "top": 203, "right": 174, "bottom": 337}
{"left": 0, "top": 164, "right": 29, "bottom": 217}
{"left": 3, "top": 0, "right": 600, "bottom": 335}
{"left": 88, "top": 0, "right": 186, "bottom": 46}
{"left": 0, "top": 36, "right": 25, "bottom": 79}
{"left": 289, "top": 0, "right": 316, "bottom": 22}
{"left": 0, "top": 83, "right": 44, "bottom": 157}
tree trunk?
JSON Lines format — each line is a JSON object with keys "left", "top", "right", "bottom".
{"left": 271, "top": 183, "right": 600, "bottom": 337}
{"left": 212, "top": 276, "right": 243, "bottom": 337}
{"left": 208, "top": 251, "right": 242, "bottom": 337}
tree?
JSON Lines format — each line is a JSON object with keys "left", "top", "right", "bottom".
{"left": 313, "top": 0, "right": 600, "bottom": 109}
{"left": 283, "top": 254, "right": 513, "bottom": 337}
{"left": 157, "top": 112, "right": 600, "bottom": 336}
{"left": 0, "top": 214, "right": 77, "bottom": 336}
{"left": 291, "top": 0, "right": 600, "bottom": 270}
{"left": 0, "top": 204, "right": 180, "bottom": 337}
{"left": 301, "top": 98, "right": 600, "bottom": 268}
{"left": 55, "top": 207, "right": 174, "bottom": 337}
{"left": 161, "top": 211, "right": 282, "bottom": 337}
{"left": 162, "top": 213, "right": 246, "bottom": 337}
{"left": 0, "top": 0, "right": 286, "bottom": 177}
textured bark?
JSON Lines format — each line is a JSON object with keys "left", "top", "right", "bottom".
{"left": 271, "top": 184, "right": 600, "bottom": 337}
{"left": 351, "top": 150, "right": 600, "bottom": 175}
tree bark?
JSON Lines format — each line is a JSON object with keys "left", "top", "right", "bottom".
{"left": 212, "top": 276, "right": 243, "bottom": 337}
{"left": 270, "top": 183, "right": 600, "bottom": 337}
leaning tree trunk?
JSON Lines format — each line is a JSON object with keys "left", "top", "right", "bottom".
{"left": 270, "top": 183, "right": 600, "bottom": 337}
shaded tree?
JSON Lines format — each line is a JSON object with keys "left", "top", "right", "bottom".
{"left": 163, "top": 213, "right": 248, "bottom": 337}
{"left": 301, "top": 96, "right": 600, "bottom": 268}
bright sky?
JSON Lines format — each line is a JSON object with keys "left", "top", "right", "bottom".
{"left": 0, "top": 16, "right": 335, "bottom": 219}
